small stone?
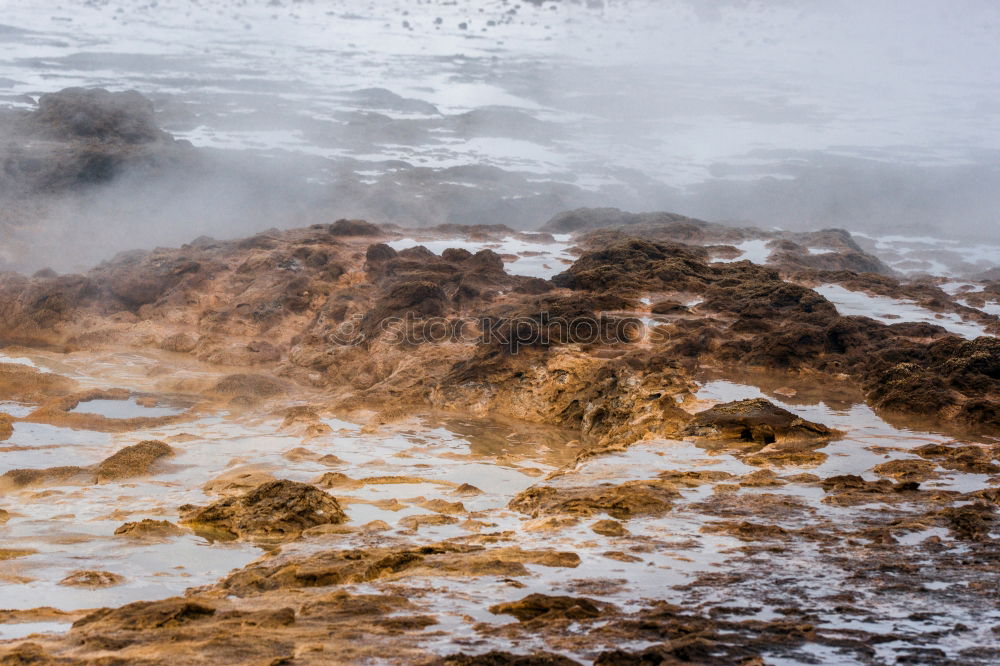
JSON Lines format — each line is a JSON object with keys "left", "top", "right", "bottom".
{"left": 591, "top": 519, "right": 627, "bottom": 537}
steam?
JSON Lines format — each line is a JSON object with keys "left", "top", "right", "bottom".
{"left": 532, "top": 0, "right": 1000, "bottom": 239}
{"left": 1, "top": 0, "right": 999, "bottom": 273}
{"left": 0, "top": 153, "right": 331, "bottom": 274}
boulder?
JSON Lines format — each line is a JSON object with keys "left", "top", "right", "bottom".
{"left": 179, "top": 479, "right": 346, "bottom": 541}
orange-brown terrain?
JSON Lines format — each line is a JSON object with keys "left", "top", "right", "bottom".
{"left": 1, "top": 91, "right": 1000, "bottom": 665}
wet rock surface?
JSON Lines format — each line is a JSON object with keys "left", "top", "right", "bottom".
{"left": 684, "top": 398, "right": 835, "bottom": 444}
{"left": 179, "top": 480, "right": 347, "bottom": 542}
{"left": 114, "top": 519, "right": 185, "bottom": 539}
{"left": 488, "top": 594, "right": 604, "bottom": 623}
{"left": 0, "top": 211, "right": 999, "bottom": 664}
{"left": 509, "top": 481, "right": 679, "bottom": 520}
{"left": 95, "top": 440, "right": 174, "bottom": 482}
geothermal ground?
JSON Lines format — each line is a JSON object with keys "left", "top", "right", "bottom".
{"left": 0, "top": 202, "right": 999, "bottom": 663}
{"left": 2, "top": 1, "right": 1000, "bottom": 665}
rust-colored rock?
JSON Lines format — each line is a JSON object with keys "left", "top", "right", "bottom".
{"left": 509, "top": 480, "right": 679, "bottom": 520}
{"left": 59, "top": 570, "right": 125, "bottom": 588}
{"left": 591, "top": 519, "right": 628, "bottom": 537}
{"left": 488, "top": 594, "right": 603, "bottom": 623}
{"left": 220, "top": 544, "right": 580, "bottom": 596}
{"left": 685, "top": 399, "right": 834, "bottom": 444}
{"left": 430, "top": 652, "right": 581, "bottom": 666}
{"left": 96, "top": 440, "right": 173, "bottom": 482}
{"left": 114, "top": 519, "right": 185, "bottom": 539}
{"left": 179, "top": 479, "right": 346, "bottom": 541}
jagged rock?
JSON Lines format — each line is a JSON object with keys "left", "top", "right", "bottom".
{"left": 940, "top": 503, "right": 995, "bottom": 541}
{"left": 819, "top": 474, "right": 927, "bottom": 506}
{"left": 701, "top": 520, "right": 790, "bottom": 541}
{"left": 684, "top": 399, "right": 834, "bottom": 444}
{"left": 399, "top": 513, "right": 459, "bottom": 530}
{"left": 912, "top": 443, "right": 1000, "bottom": 474}
{"left": 872, "top": 459, "right": 938, "bottom": 482}
{"left": 361, "top": 281, "right": 448, "bottom": 339}
{"left": 179, "top": 479, "right": 346, "bottom": 541}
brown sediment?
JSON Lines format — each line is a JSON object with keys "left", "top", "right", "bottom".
{"left": 0, "top": 607, "right": 88, "bottom": 624}
{"left": 452, "top": 483, "right": 484, "bottom": 497}
{"left": 428, "top": 651, "right": 582, "bottom": 665}
{"left": 1, "top": 466, "right": 91, "bottom": 491}
{"left": 399, "top": 513, "right": 460, "bottom": 530}
{"left": 284, "top": 447, "right": 344, "bottom": 464}
{"left": 203, "top": 468, "right": 278, "bottom": 496}
{"left": 114, "top": 519, "right": 185, "bottom": 539}
{"left": 872, "top": 458, "right": 939, "bottom": 481}
{"left": 179, "top": 480, "right": 347, "bottom": 542}
{"left": 818, "top": 474, "right": 935, "bottom": 506}
{"left": 508, "top": 480, "right": 679, "bottom": 520}
{"left": 0, "top": 363, "right": 76, "bottom": 403}
{"left": 58, "top": 570, "right": 125, "bottom": 588}
{"left": 415, "top": 499, "right": 466, "bottom": 514}
{"left": 912, "top": 442, "right": 1000, "bottom": 474}
{"left": 590, "top": 519, "right": 628, "bottom": 537}
{"left": 218, "top": 543, "right": 581, "bottom": 596}
{"left": 95, "top": 440, "right": 174, "bottom": 482}
{"left": 488, "top": 594, "right": 606, "bottom": 622}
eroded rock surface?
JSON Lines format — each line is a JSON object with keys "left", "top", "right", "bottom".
{"left": 96, "top": 440, "right": 174, "bottom": 482}
{"left": 2, "top": 206, "right": 1000, "bottom": 665}
{"left": 684, "top": 398, "right": 834, "bottom": 444}
{"left": 179, "top": 480, "right": 346, "bottom": 541}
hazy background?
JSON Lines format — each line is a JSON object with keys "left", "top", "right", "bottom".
{"left": 1, "top": 0, "right": 999, "bottom": 271}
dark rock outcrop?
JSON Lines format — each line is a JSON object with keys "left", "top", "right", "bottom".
{"left": 1, "top": 87, "right": 191, "bottom": 195}
{"left": 684, "top": 399, "right": 835, "bottom": 444}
